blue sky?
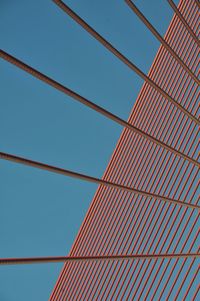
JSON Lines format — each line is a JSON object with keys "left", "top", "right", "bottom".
{"left": 0, "top": 1, "right": 177, "bottom": 300}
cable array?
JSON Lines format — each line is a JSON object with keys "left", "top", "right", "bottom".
{"left": 1, "top": 151, "right": 198, "bottom": 210}
{"left": 1, "top": 50, "right": 198, "bottom": 167}
{"left": 49, "top": 1, "right": 199, "bottom": 300}
{"left": 125, "top": 0, "right": 199, "bottom": 85}
{"left": 52, "top": 0, "right": 199, "bottom": 125}
{"left": 0, "top": 0, "right": 199, "bottom": 300}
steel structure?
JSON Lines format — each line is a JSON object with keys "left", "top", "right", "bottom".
{"left": 0, "top": 0, "right": 199, "bottom": 300}
{"left": 49, "top": 1, "right": 199, "bottom": 300}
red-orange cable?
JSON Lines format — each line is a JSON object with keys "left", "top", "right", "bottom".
{"left": 52, "top": 0, "right": 199, "bottom": 125}
{"left": 167, "top": 0, "right": 200, "bottom": 46}
{"left": 125, "top": 0, "right": 199, "bottom": 85}
{"left": 0, "top": 50, "right": 199, "bottom": 168}
{"left": 0, "top": 151, "right": 198, "bottom": 210}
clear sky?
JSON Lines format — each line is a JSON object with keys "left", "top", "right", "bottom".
{"left": 0, "top": 1, "right": 177, "bottom": 300}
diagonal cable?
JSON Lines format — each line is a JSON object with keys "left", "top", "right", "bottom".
{"left": 0, "top": 253, "right": 199, "bottom": 265}
{"left": 125, "top": 0, "right": 199, "bottom": 85}
{"left": 167, "top": 0, "right": 200, "bottom": 46}
{"left": 52, "top": 0, "right": 199, "bottom": 125}
{"left": 0, "top": 50, "right": 199, "bottom": 168}
{"left": 0, "top": 151, "right": 199, "bottom": 210}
